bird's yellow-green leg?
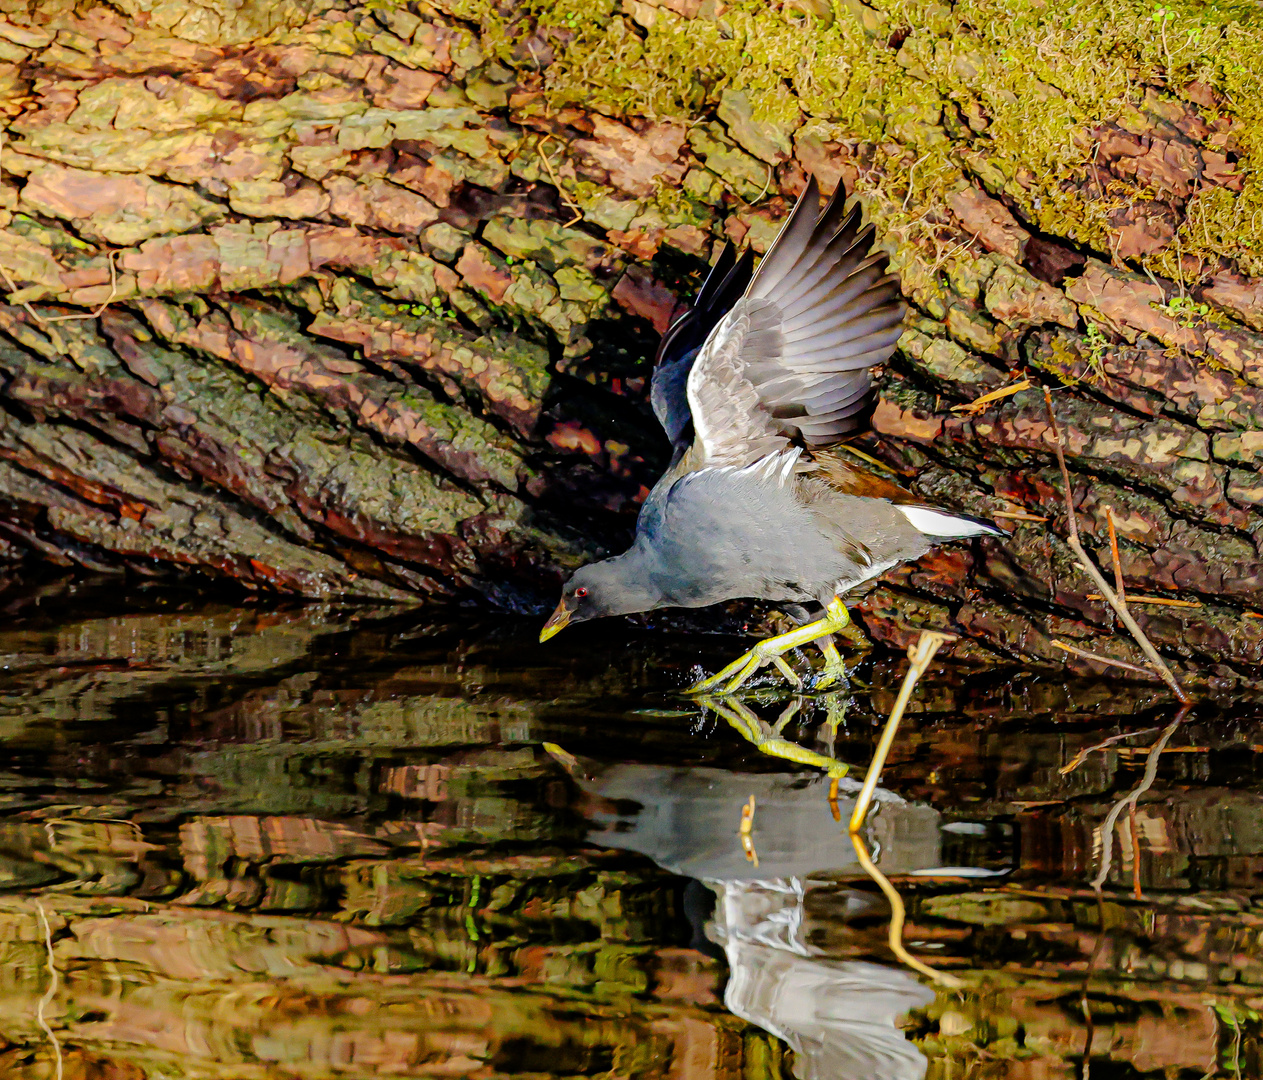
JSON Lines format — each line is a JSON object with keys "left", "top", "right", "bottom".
{"left": 814, "top": 637, "right": 848, "bottom": 689}
{"left": 689, "top": 597, "right": 851, "bottom": 695}
{"left": 699, "top": 695, "right": 849, "bottom": 778}
{"left": 771, "top": 655, "right": 802, "bottom": 688}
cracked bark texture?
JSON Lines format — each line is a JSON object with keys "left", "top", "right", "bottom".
{"left": 3, "top": 0, "right": 1263, "bottom": 683}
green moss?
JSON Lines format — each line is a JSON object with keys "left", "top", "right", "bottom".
{"left": 442, "top": 0, "right": 1263, "bottom": 292}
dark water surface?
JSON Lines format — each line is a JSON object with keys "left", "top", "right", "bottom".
{"left": 1, "top": 579, "right": 1261, "bottom": 1079}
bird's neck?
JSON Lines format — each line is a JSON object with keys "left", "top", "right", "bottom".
{"left": 599, "top": 545, "right": 666, "bottom": 617}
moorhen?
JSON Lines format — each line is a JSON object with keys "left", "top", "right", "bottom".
{"left": 540, "top": 175, "right": 1000, "bottom": 692}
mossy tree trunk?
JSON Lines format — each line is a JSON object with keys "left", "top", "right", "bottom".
{"left": 3, "top": 0, "right": 1263, "bottom": 682}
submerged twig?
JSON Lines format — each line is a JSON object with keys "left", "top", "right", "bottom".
{"left": 1091, "top": 707, "right": 1189, "bottom": 892}
{"left": 739, "top": 795, "right": 758, "bottom": 868}
{"left": 1050, "top": 640, "right": 1159, "bottom": 679}
{"left": 34, "top": 901, "right": 63, "bottom": 1080}
{"left": 849, "top": 833, "right": 963, "bottom": 988}
{"left": 1042, "top": 388, "right": 1190, "bottom": 704}
{"left": 1060, "top": 727, "right": 1160, "bottom": 775}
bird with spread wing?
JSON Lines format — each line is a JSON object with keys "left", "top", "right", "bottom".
{"left": 539, "top": 175, "right": 1000, "bottom": 693}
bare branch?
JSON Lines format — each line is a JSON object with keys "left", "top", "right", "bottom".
{"left": 1042, "top": 388, "right": 1190, "bottom": 703}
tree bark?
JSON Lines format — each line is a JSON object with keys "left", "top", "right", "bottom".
{"left": 2, "top": 0, "right": 1263, "bottom": 681}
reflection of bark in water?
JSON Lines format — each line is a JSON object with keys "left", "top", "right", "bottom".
{"left": 2, "top": 593, "right": 1263, "bottom": 1075}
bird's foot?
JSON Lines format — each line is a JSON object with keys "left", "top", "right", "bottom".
{"left": 688, "top": 638, "right": 795, "bottom": 694}
{"left": 687, "top": 597, "right": 851, "bottom": 695}
{"left": 811, "top": 636, "right": 849, "bottom": 691}
{"left": 698, "top": 695, "right": 850, "bottom": 777}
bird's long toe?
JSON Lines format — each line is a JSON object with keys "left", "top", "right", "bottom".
{"left": 688, "top": 641, "right": 805, "bottom": 695}
{"left": 688, "top": 651, "right": 756, "bottom": 694}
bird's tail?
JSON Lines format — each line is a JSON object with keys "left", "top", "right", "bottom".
{"left": 893, "top": 504, "right": 1004, "bottom": 539}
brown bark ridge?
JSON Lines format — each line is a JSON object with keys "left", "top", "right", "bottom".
{"left": 2, "top": 0, "right": 1263, "bottom": 682}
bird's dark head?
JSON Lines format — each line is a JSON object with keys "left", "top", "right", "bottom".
{"left": 538, "top": 556, "right": 660, "bottom": 642}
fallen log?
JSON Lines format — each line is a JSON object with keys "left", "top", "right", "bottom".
{"left": 2, "top": 0, "right": 1263, "bottom": 681}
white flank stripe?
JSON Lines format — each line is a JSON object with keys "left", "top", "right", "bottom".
{"left": 896, "top": 505, "right": 998, "bottom": 538}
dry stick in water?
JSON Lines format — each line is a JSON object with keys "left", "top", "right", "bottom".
{"left": 849, "top": 630, "right": 962, "bottom": 988}
{"left": 1042, "top": 388, "right": 1190, "bottom": 704}
{"left": 848, "top": 631, "right": 954, "bottom": 833}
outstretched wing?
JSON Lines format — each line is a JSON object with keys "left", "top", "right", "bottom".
{"left": 684, "top": 176, "right": 905, "bottom": 469}
{"left": 650, "top": 242, "right": 754, "bottom": 451}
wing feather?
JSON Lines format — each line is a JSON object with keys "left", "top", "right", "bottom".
{"left": 683, "top": 175, "right": 906, "bottom": 468}
{"left": 650, "top": 243, "right": 755, "bottom": 450}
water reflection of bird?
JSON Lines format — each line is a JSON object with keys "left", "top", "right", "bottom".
{"left": 540, "top": 176, "right": 1000, "bottom": 691}
{"left": 716, "top": 881, "right": 936, "bottom": 1080}
{"left": 581, "top": 762, "right": 937, "bottom": 882}
{"left": 573, "top": 760, "right": 974, "bottom": 1080}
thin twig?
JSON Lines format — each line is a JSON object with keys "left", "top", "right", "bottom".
{"left": 1043, "top": 388, "right": 1189, "bottom": 703}
{"left": 1086, "top": 594, "right": 1200, "bottom": 608}
{"left": 1105, "top": 506, "right": 1126, "bottom": 605}
{"left": 1091, "top": 708, "right": 1188, "bottom": 892}
{"left": 536, "top": 137, "right": 584, "bottom": 226}
{"left": 901, "top": 152, "right": 930, "bottom": 212}
{"left": 993, "top": 510, "right": 1049, "bottom": 522}
{"left": 951, "top": 377, "right": 1032, "bottom": 416}
{"left": 34, "top": 901, "right": 63, "bottom": 1080}
{"left": 754, "top": 163, "right": 772, "bottom": 203}
{"left": 849, "top": 631, "right": 954, "bottom": 833}
{"left": 1050, "top": 640, "right": 1160, "bottom": 680}
{"left": 848, "top": 631, "right": 962, "bottom": 987}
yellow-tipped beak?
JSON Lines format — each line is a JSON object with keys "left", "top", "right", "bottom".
{"left": 539, "top": 601, "right": 572, "bottom": 643}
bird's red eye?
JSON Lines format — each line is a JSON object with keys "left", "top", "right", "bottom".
{"left": 574, "top": 587, "right": 588, "bottom": 598}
